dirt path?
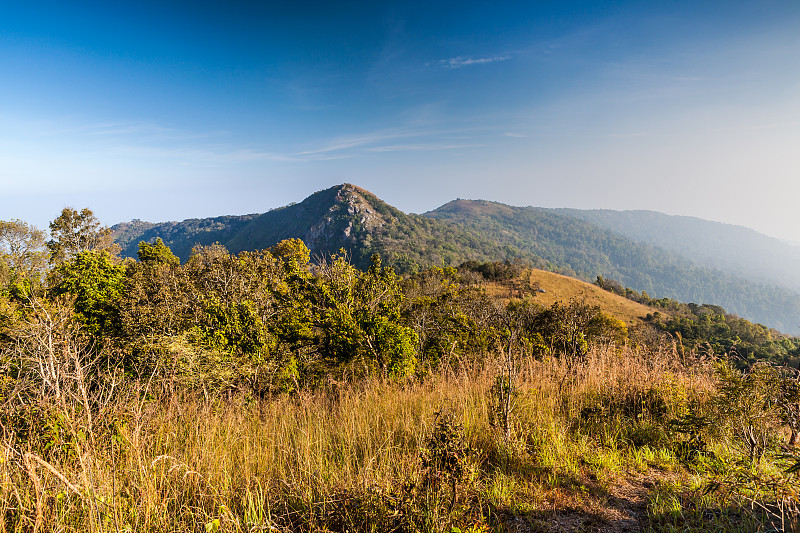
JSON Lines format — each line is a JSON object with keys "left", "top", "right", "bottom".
{"left": 504, "top": 474, "right": 663, "bottom": 533}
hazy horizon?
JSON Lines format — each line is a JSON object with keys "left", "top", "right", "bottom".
{"left": 2, "top": 1, "right": 799, "bottom": 243}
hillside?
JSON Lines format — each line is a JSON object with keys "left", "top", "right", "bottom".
{"left": 553, "top": 208, "right": 800, "bottom": 293}
{"left": 114, "top": 184, "right": 519, "bottom": 271}
{"left": 113, "top": 185, "right": 800, "bottom": 333}
{"left": 525, "top": 269, "right": 655, "bottom": 327}
{"left": 113, "top": 214, "right": 260, "bottom": 261}
{"left": 425, "top": 200, "right": 800, "bottom": 333}
{"left": 483, "top": 267, "right": 656, "bottom": 328}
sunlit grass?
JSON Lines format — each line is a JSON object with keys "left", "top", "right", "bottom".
{"left": 1, "top": 343, "right": 797, "bottom": 532}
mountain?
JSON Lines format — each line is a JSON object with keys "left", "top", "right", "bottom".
{"left": 114, "top": 184, "right": 512, "bottom": 270}
{"left": 552, "top": 209, "right": 800, "bottom": 293}
{"left": 424, "top": 200, "right": 800, "bottom": 333}
{"left": 112, "top": 184, "right": 800, "bottom": 333}
{"left": 113, "top": 214, "right": 260, "bottom": 261}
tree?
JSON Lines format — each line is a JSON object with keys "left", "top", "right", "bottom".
{"left": 137, "top": 238, "right": 179, "bottom": 265}
{"left": 304, "top": 253, "right": 418, "bottom": 377}
{"left": 120, "top": 251, "right": 192, "bottom": 340}
{"left": 184, "top": 244, "right": 280, "bottom": 359}
{"left": 532, "top": 299, "right": 601, "bottom": 358}
{"left": 51, "top": 250, "right": 126, "bottom": 339}
{"left": 47, "top": 207, "right": 117, "bottom": 264}
{"left": 0, "top": 219, "right": 48, "bottom": 297}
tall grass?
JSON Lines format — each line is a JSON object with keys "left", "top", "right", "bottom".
{"left": 0, "top": 339, "right": 794, "bottom": 532}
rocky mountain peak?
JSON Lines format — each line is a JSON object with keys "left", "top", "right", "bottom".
{"left": 302, "top": 184, "right": 387, "bottom": 249}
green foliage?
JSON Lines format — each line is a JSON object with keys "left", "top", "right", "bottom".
{"left": 703, "top": 454, "right": 800, "bottom": 531}
{"left": 714, "top": 362, "right": 784, "bottom": 462}
{"left": 51, "top": 250, "right": 126, "bottom": 338}
{"left": 458, "top": 260, "right": 523, "bottom": 281}
{"left": 361, "top": 314, "right": 419, "bottom": 376}
{"left": 48, "top": 207, "right": 116, "bottom": 264}
{"left": 668, "top": 410, "right": 710, "bottom": 464}
{"left": 117, "top": 239, "right": 421, "bottom": 388}
{"left": 195, "top": 297, "right": 273, "bottom": 358}
{"left": 402, "top": 266, "right": 497, "bottom": 366}
{"left": 530, "top": 299, "right": 598, "bottom": 358}
{"left": 601, "top": 277, "right": 800, "bottom": 365}
{"left": 587, "top": 311, "right": 628, "bottom": 345}
{"left": 137, "top": 237, "right": 179, "bottom": 265}
{"left": 0, "top": 219, "right": 48, "bottom": 298}
{"left": 577, "top": 384, "right": 673, "bottom": 449}
{"left": 114, "top": 214, "right": 258, "bottom": 261}
{"left": 119, "top": 257, "right": 191, "bottom": 340}
{"left": 307, "top": 253, "right": 419, "bottom": 377}
{"left": 271, "top": 237, "right": 311, "bottom": 266}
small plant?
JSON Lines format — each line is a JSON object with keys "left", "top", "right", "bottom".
{"left": 420, "top": 411, "right": 470, "bottom": 514}
{"left": 714, "top": 361, "right": 783, "bottom": 462}
{"left": 704, "top": 454, "right": 800, "bottom": 532}
{"left": 668, "top": 410, "right": 711, "bottom": 464}
{"left": 775, "top": 366, "right": 800, "bottom": 446}
{"left": 488, "top": 374, "right": 517, "bottom": 444}
{"left": 488, "top": 306, "right": 521, "bottom": 446}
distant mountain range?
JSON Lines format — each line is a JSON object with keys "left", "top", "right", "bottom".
{"left": 112, "top": 184, "right": 800, "bottom": 334}
{"left": 552, "top": 208, "right": 800, "bottom": 293}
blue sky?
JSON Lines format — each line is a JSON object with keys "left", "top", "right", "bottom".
{"left": 2, "top": 1, "right": 800, "bottom": 242}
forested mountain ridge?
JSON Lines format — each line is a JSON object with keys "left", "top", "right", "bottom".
{"left": 425, "top": 200, "right": 800, "bottom": 334}
{"left": 113, "top": 184, "right": 513, "bottom": 270}
{"left": 552, "top": 208, "right": 800, "bottom": 292}
{"left": 112, "top": 185, "right": 800, "bottom": 333}
{"left": 113, "top": 213, "right": 260, "bottom": 261}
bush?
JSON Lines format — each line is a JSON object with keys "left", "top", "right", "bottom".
{"left": 714, "top": 361, "right": 784, "bottom": 462}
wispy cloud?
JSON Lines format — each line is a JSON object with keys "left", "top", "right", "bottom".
{"left": 5, "top": 114, "right": 490, "bottom": 168}
{"left": 24, "top": 118, "right": 230, "bottom": 143}
{"left": 108, "top": 144, "right": 304, "bottom": 165}
{"left": 292, "top": 131, "right": 404, "bottom": 156}
{"left": 504, "top": 132, "right": 527, "bottom": 138}
{"left": 366, "top": 143, "right": 478, "bottom": 152}
{"left": 428, "top": 55, "right": 511, "bottom": 69}
{"left": 291, "top": 126, "right": 479, "bottom": 158}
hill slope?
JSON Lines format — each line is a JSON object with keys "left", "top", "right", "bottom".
{"left": 112, "top": 185, "right": 800, "bottom": 333}
{"left": 113, "top": 214, "right": 260, "bottom": 261}
{"left": 114, "top": 184, "right": 515, "bottom": 271}
{"left": 424, "top": 200, "right": 800, "bottom": 333}
{"left": 485, "top": 268, "right": 656, "bottom": 327}
{"left": 525, "top": 269, "right": 656, "bottom": 327}
{"left": 553, "top": 208, "right": 800, "bottom": 293}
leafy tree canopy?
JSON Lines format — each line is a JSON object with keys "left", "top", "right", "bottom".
{"left": 47, "top": 207, "right": 117, "bottom": 264}
{"left": 137, "top": 238, "right": 179, "bottom": 265}
{"left": 51, "top": 249, "right": 126, "bottom": 338}
{"left": 0, "top": 219, "right": 48, "bottom": 298}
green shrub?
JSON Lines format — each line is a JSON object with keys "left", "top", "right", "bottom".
{"left": 714, "top": 362, "right": 784, "bottom": 462}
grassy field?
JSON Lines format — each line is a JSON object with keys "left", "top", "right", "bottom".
{"left": 2, "top": 339, "right": 798, "bottom": 532}
{"left": 527, "top": 269, "right": 656, "bottom": 327}
{"left": 485, "top": 268, "right": 657, "bottom": 327}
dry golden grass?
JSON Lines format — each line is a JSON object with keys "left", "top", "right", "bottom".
{"left": 1, "top": 341, "right": 730, "bottom": 533}
{"left": 487, "top": 269, "right": 660, "bottom": 327}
